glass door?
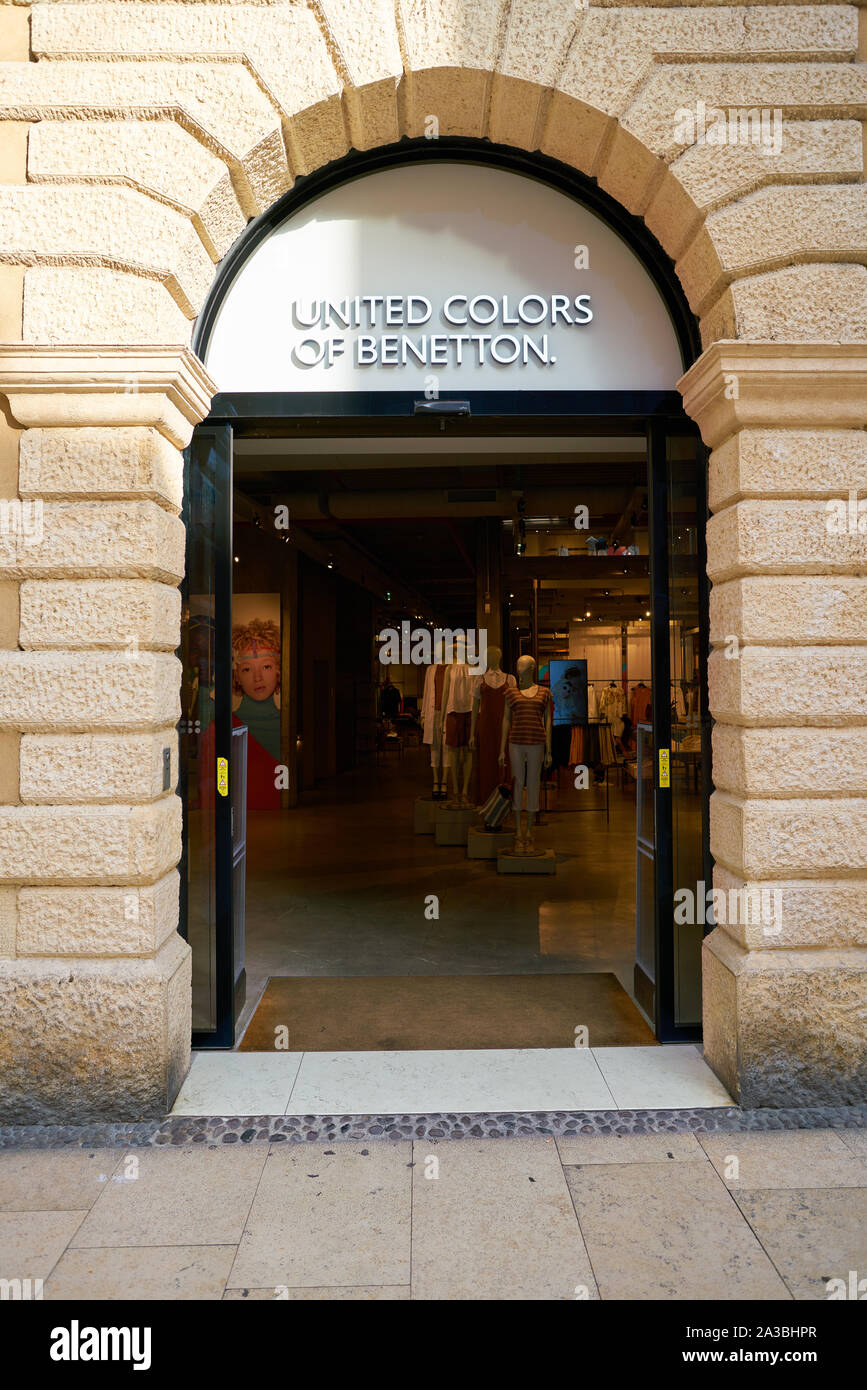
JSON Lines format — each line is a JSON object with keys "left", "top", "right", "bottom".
{"left": 643, "top": 419, "right": 710, "bottom": 1040}
{"left": 179, "top": 424, "right": 237, "bottom": 1047}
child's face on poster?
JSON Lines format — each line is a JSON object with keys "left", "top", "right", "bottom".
{"left": 236, "top": 646, "right": 279, "bottom": 701}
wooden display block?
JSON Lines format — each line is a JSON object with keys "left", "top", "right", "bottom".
{"left": 434, "top": 804, "right": 481, "bottom": 846}
{"left": 414, "top": 796, "right": 440, "bottom": 834}
{"left": 466, "top": 826, "right": 513, "bottom": 859}
{"left": 497, "top": 847, "right": 556, "bottom": 875}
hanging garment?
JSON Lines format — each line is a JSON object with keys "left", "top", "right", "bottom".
{"left": 505, "top": 686, "right": 552, "bottom": 745}
{"left": 473, "top": 670, "right": 516, "bottom": 802}
{"left": 568, "top": 724, "right": 582, "bottom": 765}
{"left": 598, "top": 684, "right": 626, "bottom": 723}
{"left": 442, "top": 662, "right": 475, "bottom": 716}
{"left": 631, "top": 683, "right": 652, "bottom": 726}
{"left": 421, "top": 664, "right": 439, "bottom": 744}
{"left": 587, "top": 682, "right": 598, "bottom": 719}
{"left": 445, "top": 711, "right": 471, "bottom": 747}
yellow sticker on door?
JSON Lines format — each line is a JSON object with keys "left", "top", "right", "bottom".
{"left": 217, "top": 756, "right": 229, "bottom": 797}
{"left": 658, "top": 748, "right": 670, "bottom": 788}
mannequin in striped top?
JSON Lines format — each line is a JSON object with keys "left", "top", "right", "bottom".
{"left": 498, "top": 654, "right": 552, "bottom": 854}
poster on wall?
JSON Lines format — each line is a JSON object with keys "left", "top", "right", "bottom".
{"left": 232, "top": 594, "right": 282, "bottom": 810}
{"left": 550, "top": 659, "right": 589, "bottom": 726}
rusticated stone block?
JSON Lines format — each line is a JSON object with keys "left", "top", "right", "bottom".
{"left": 24, "top": 266, "right": 190, "bottom": 346}
{"left": 710, "top": 576, "right": 867, "bottom": 646}
{"left": 712, "top": 724, "right": 867, "bottom": 798}
{"left": 28, "top": 120, "right": 246, "bottom": 261}
{"left": 19, "top": 428, "right": 184, "bottom": 510}
{"left": 707, "top": 499, "right": 867, "bottom": 582}
{"left": 0, "top": 500, "right": 185, "bottom": 582}
{"left": 20, "top": 728, "right": 178, "bottom": 804}
{"left": 712, "top": 863, "right": 867, "bottom": 952}
{"left": 17, "top": 869, "right": 179, "bottom": 958}
{"left": 0, "top": 650, "right": 180, "bottom": 732}
{"left": 0, "top": 184, "right": 216, "bottom": 317}
{"left": 702, "top": 930, "right": 867, "bottom": 1106}
{"left": 701, "top": 263, "right": 867, "bottom": 349}
{"left": 649, "top": 121, "right": 862, "bottom": 257}
{"left": 679, "top": 185, "right": 867, "bottom": 315}
{"left": 0, "top": 797, "right": 182, "bottom": 885}
{"left": 0, "top": 934, "right": 191, "bottom": 1122}
{"left": 709, "top": 428, "right": 867, "bottom": 511}
{"left": 20, "top": 579, "right": 181, "bottom": 651}
{"left": 709, "top": 646, "right": 867, "bottom": 727}
{"left": 710, "top": 789, "right": 867, "bottom": 879}
{"left": 625, "top": 62, "right": 867, "bottom": 163}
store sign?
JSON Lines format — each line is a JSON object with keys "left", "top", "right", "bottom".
{"left": 204, "top": 162, "right": 683, "bottom": 393}
{"left": 286, "top": 292, "right": 593, "bottom": 371}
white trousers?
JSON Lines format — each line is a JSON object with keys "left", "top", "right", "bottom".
{"left": 510, "top": 742, "right": 544, "bottom": 813}
{"left": 429, "top": 710, "right": 451, "bottom": 770}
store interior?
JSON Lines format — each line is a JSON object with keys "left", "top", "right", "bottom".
{"left": 188, "top": 424, "right": 704, "bottom": 1047}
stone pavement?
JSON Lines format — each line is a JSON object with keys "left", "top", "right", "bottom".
{"left": 1, "top": 1128, "right": 866, "bottom": 1300}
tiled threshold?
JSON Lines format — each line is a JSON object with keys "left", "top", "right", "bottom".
{"left": 173, "top": 1045, "right": 732, "bottom": 1116}
{"left": 1, "top": 1049, "right": 863, "bottom": 1148}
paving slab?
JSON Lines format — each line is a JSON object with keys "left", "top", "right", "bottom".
{"left": 70, "top": 1147, "right": 267, "bottom": 1248}
{"left": 45, "top": 1244, "right": 237, "bottom": 1300}
{"left": 286, "top": 1048, "right": 616, "bottom": 1114}
{"left": 411, "top": 1138, "right": 597, "bottom": 1300}
{"left": 591, "top": 1045, "right": 733, "bottom": 1108}
{"left": 699, "top": 1129, "right": 867, "bottom": 1190}
{"left": 0, "top": 1210, "right": 88, "bottom": 1281}
{"left": 564, "top": 1160, "right": 790, "bottom": 1300}
{"left": 0, "top": 1149, "right": 123, "bottom": 1211}
{"left": 838, "top": 1130, "right": 867, "bottom": 1158}
{"left": 227, "top": 1143, "right": 411, "bottom": 1290}
{"left": 557, "top": 1132, "right": 704, "bottom": 1165}
{"left": 223, "top": 1284, "right": 411, "bottom": 1300}
{"left": 171, "top": 1052, "right": 304, "bottom": 1116}
{"left": 735, "top": 1188, "right": 867, "bottom": 1301}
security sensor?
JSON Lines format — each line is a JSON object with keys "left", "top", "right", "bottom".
{"left": 412, "top": 400, "right": 471, "bottom": 416}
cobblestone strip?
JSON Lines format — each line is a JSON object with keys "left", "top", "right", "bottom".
{"left": 0, "top": 1105, "right": 865, "bottom": 1148}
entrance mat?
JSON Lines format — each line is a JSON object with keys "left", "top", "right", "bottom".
{"left": 239, "top": 973, "right": 656, "bottom": 1051}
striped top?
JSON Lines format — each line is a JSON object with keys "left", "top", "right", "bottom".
{"left": 506, "top": 686, "right": 552, "bottom": 745}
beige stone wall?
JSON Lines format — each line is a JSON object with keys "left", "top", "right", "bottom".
{"left": 0, "top": 0, "right": 864, "bottom": 1116}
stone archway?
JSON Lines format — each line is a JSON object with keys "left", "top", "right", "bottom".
{"left": 0, "top": 1, "right": 865, "bottom": 1118}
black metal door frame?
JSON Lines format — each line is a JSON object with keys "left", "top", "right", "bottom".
{"left": 182, "top": 393, "right": 708, "bottom": 1046}
{"left": 180, "top": 423, "right": 236, "bottom": 1049}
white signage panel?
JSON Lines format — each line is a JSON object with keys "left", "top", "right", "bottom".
{"left": 204, "top": 162, "right": 684, "bottom": 393}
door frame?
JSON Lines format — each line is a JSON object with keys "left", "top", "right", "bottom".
{"left": 182, "top": 395, "right": 711, "bottom": 1046}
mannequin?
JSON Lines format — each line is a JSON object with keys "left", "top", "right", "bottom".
{"left": 469, "top": 645, "right": 515, "bottom": 805}
{"left": 441, "top": 639, "right": 475, "bottom": 806}
{"left": 499, "top": 654, "right": 552, "bottom": 853}
{"left": 421, "top": 661, "right": 447, "bottom": 797}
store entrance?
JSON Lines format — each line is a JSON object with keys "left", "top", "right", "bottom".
{"left": 180, "top": 404, "right": 711, "bottom": 1051}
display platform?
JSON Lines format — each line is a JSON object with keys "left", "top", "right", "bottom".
{"left": 413, "top": 795, "right": 440, "bottom": 834}
{"left": 497, "top": 847, "right": 557, "bottom": 875}
{"left": 466, "top": 825, "right": 513, "bottom": 859}
{"left": 434, "top": 803, "right": 481, "bottom": 845}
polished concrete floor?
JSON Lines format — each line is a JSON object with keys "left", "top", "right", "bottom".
{"left": 235, "top": 746, "right": 658, "bottom": 1041}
